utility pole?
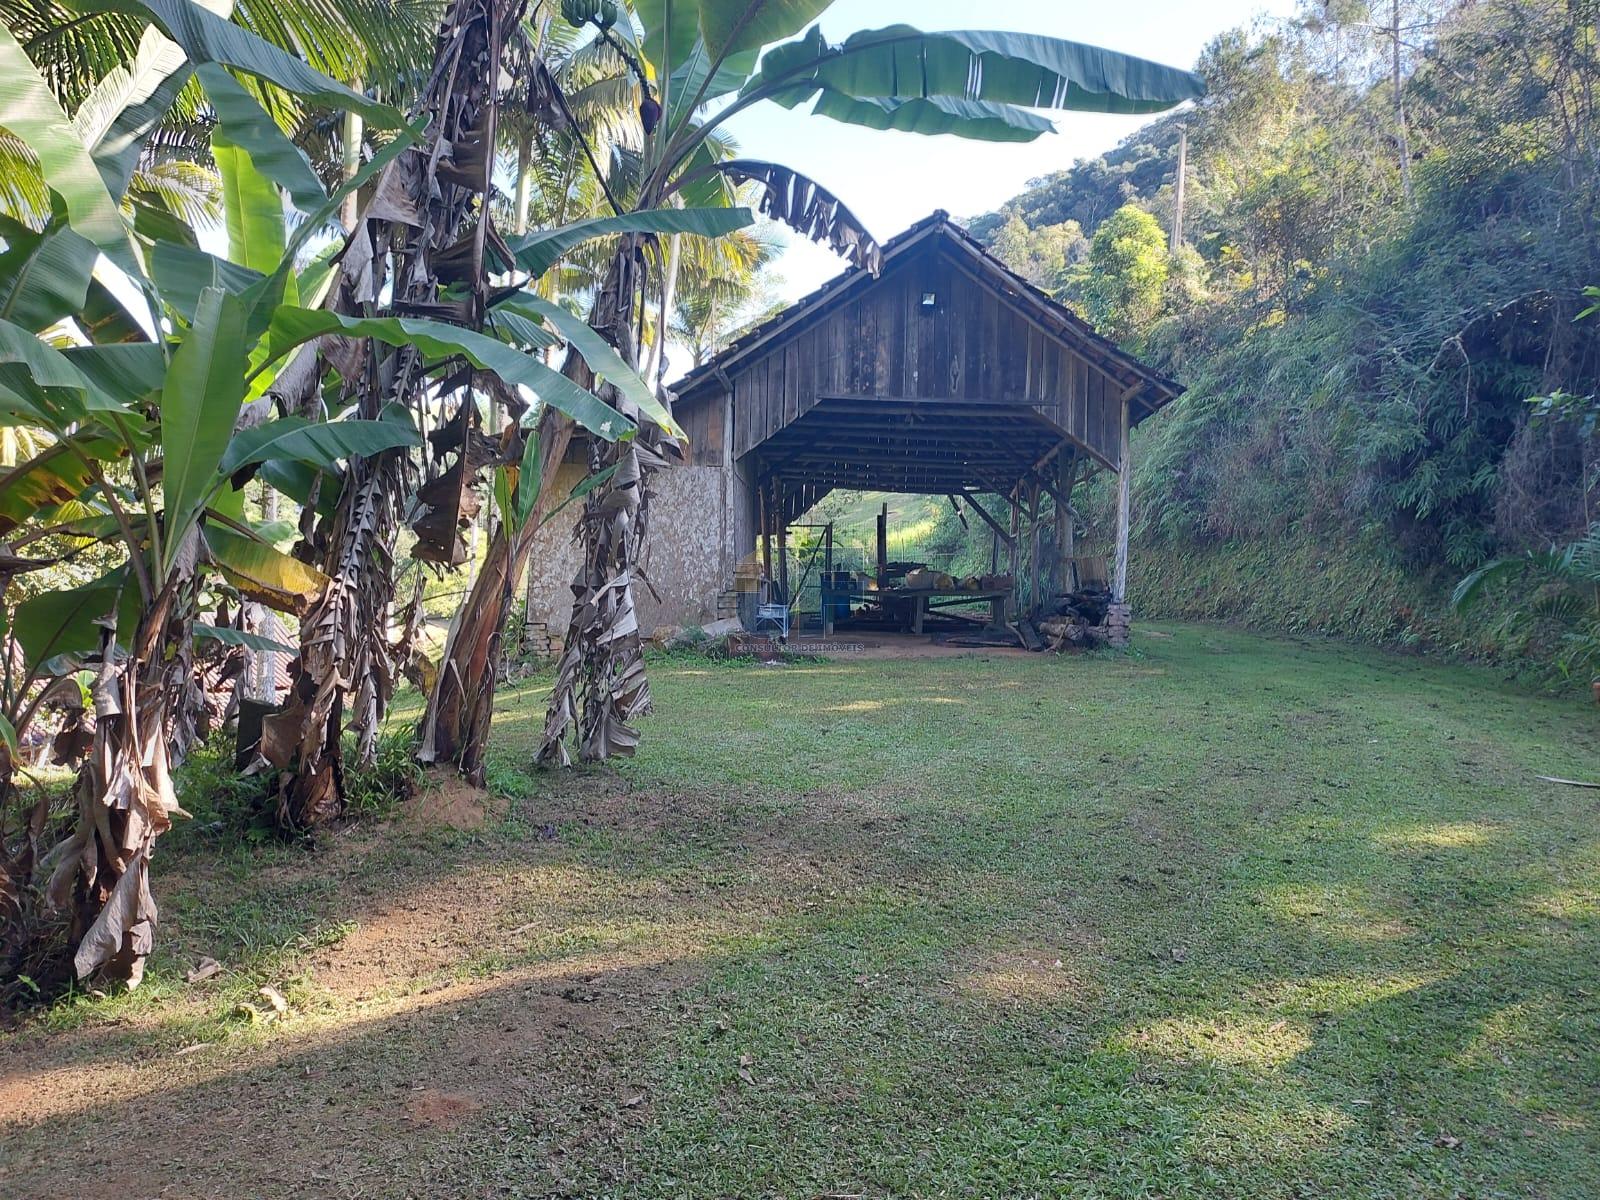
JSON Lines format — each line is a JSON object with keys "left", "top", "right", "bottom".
{"left": 1389, "top": 0, "right": 1414, "bottom": 207}
{"left": 1170, "top": 125, "right": 1188, "bottom": 253}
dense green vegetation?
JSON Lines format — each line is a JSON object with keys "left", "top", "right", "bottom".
{"left": 4, "top": 626, "right": 1597, "bottom": 1195}
{"left": 966, "top": 0, "right": 1599, "bottom": 675}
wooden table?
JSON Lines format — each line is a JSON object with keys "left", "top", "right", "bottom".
{"left": 887, "top": 588, "right": 1011, "bottom": 634}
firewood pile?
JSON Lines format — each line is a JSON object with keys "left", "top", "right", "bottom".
{"left": 1037, "top": 586, "right": 1129, "bottom": 651}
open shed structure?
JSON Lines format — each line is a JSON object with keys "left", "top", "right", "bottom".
{"left": 522, "top": 212, "right": 1183, "bottom": 644}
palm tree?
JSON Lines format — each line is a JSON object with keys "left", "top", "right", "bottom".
{"left": 654, "top": 219, "right": 778, "bottom": 380}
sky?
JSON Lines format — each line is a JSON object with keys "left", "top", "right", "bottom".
{"left": 718, "top": 0, "right": 1300, "bottom": 302}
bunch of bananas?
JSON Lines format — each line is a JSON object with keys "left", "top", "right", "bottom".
{"left": 561, "top": 0, "right": 619, "bottom": 29}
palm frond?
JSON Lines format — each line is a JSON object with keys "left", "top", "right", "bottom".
{"left": 0, "top": 132, "right": 49, "bottom": 225}
{"left": 127, "top": 158, "right": 223, "bottom": 230}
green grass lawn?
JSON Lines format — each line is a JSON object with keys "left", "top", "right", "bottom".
{"left": 3, "top": 623, "right": 1598, "bottom": 1198}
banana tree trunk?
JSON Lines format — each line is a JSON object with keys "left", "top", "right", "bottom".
{"left": 270, "top": 455, "right": 406, "bottom": 827}
{"left": 417, "top": 417, "right": 574, "bottom": 780}
{"left": 422, "top": 241, "right": 657, "bottom": 777}
{"left": 33, "top": 538, "right": 199, "bottom": 990}
{"left": 538, "top": 240, "right": 682, "bottom": 765}
{"left": 271, "top": 0, "right": 524, "bottom": 828}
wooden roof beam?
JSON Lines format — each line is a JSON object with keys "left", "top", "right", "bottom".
{"left": 955, "top": 490, "right": 1016, "bottom": 548}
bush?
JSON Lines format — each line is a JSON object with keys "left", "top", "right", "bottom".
{"left": 341, "top": 727, "right": 424, "bottom": 819}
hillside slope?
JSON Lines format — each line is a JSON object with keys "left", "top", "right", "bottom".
{"left": 961, "top": 0, "right": 1598, "bottom": 676}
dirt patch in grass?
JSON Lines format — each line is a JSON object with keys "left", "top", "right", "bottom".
{"left": 399, "top": 769, "right": 503, "bottom": 830}
{"left": 0, "top": 951, "right": 690, "bottom": 1199}
{"left": 403, "top": 1086, "right": 484, "bottom": 1128}
{"left": 303, "top": 866, "right": 527, "bottom": 1001}
{"left": 950, "top": 932, "right": 1103, "bottom": 1010}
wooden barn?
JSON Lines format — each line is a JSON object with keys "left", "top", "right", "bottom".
{"left": 521, "top": 211, "right": 1183, "bottom": 647}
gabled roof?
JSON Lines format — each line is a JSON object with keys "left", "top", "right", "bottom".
{"left": 671, "top": 211, "right": 1183, "bottom": 420}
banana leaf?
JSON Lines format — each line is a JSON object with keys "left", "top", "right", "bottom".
{"left": 265, "top": 306, "right": 648, "bottom": 441}
{"left": 493, "top": 293, "right": 664, "bottom": 426}
{"left": 696, "top": 0, "right": 833, "bottom": 61}
{"left": 219, "top": 413, "right": 422, "bottom": 477}
{"left": 160, "top": 285, "right": 248, "bottom": 570}
{"left": 506, "top": 206, "right": 755, "bottom": 281}
{"left": 72, "top": 24, "right": 190, "bottom": 203}
{"left": 194, "top": 622, "right": 295, "bottom": 655}
{"left": 748, "top": 25, "right": 1205, "bottom": 117}
{"left": 202, "top": 521, "right": 330, "bottom": 615}
{"left": 0, "top": 433, "right": 127, "bottom": 536}
{"left": 0, "top": 210, "right": 98, "bottom": 334}
{"left": 61, "top": 343, "right": 166, "bottom": 407}
{"left": 13, "top": 568, "right": 139, "bottom": 672}
{"left": 0, "top": 316, "right": 99, "bottom": 425}
{"left": 196, "top": 63, "right": 326, "bottom": 214}
{"left": 148, "top": 241, "right": 265, "bottom": 322}
{"left": 807, "top": 91, "right": 1053, "bottom": 142}
{"left": 213, "top": 130, "right": 286, "bottom": 277}
{"left": 0, "top": 23, "right": 135, "bottom": 271}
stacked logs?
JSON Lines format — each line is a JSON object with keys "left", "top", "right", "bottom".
{"left": 1036, "top": 586, "right": 1131, "bottom": 651}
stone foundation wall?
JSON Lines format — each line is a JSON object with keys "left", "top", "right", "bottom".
{"left": 635, "top": 463, "right": 737, "bottom": 632}
{"left": 521, "top": 462, "right": 588, "bottom": 649}
{"left": 522, "top": 460, "right": 744, "bottom": 641}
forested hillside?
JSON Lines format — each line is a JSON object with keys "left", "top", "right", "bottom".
{"left": 966, "top": 0, "right": 1599, "bottom": 672}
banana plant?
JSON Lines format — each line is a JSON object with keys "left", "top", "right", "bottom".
{"left": 0, "top": 0, "right": 654, "bottom": 989}
{"left": 415, "top": 198, "right": 755, "bottom": 777}
{"left": 0, "top": 14, "right": 438, "bottom": 989}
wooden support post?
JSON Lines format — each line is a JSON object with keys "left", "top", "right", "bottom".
{"left": 777, "top": 494, "right": 789, "bottom": 609}
{"left": 759, "top": 478, "right": 772, "bottom": 599}
{"left": 1058, "top": 454, "right": 1078, "bottom": 595}
{"left": 822, "top": 521, "right": 834, "bottom": 637}
{"left": 875, "top": 502, "right": 888, "bottom": 589}
{"left": 1113, "top": 392, "right": 1133, "bottom": 603}
{"left": 1028, "top": 481, "right": 1042, "bottom": 617}
{"left": 1007, "top": 486, "right": 1021, "bottom": 621}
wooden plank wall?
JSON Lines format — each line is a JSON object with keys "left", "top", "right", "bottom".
{"left": 706, "top": 243, "right": 1130, "bottom": 468}
{"left": 678, "top": 389, "right": 724, "bottom": 468}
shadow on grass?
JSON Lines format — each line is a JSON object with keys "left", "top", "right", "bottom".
{"left": 5, "top": 624, "right": 1597, "bottom": 1197}
{"left": 0, "top": 949, "right": 707, "bottom": 1198}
